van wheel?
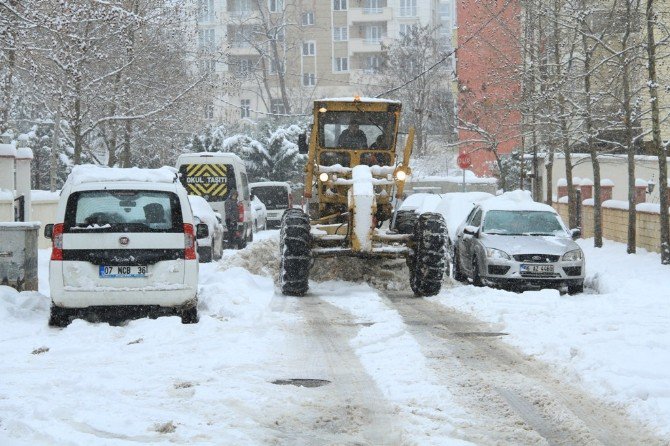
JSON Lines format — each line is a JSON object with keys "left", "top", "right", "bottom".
{"left": 48, "top": 305, "right": 73, "bottom": 327}
{"left": 180, "top": 304, "right": 198, "bottom": 324}
{"left": 200, "top": 247, "right": 212, "bottom": 263}
{"left": 409, "top": 213, "right": 447, "bottom": 297}
{"left": 280, "top": 209, "right": 311, "bottom": 296}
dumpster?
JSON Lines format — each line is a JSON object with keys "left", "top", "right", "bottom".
{"left": 0, "top": 222, "right": 39, "bottom": 291}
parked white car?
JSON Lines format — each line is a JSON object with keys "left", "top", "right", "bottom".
{"left": 249, "top": 181, "right": 293, "bottom": 228}
{"left": 44, "top": 165, "right": 206, "bottom": 326}
{"left": 250, "top": 195, "right": 267, "bottom": 233}
{"left": 188, "top": 195, "right": 224, "bottom": 262}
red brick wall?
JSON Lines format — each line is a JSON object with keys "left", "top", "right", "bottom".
{"left": 457, "top": 0, "right": 522, "bottom": 176}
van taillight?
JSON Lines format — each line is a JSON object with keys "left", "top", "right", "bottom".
{"left": 51, "top": 223, "right": 64, "bottom": 261}
{"left": 184, "top": 223, "right": 196, "bottom": 260}
{"left": 237, "top": 202, "right": 244, "bottom": 222}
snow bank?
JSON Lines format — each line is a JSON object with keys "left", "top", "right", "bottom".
{"left": 67, "top": 165, "right": 177, "bottom": 185}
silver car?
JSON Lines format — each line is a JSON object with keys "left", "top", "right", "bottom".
{"left": 453, "top": 202, "right": 585, "bottom": 294}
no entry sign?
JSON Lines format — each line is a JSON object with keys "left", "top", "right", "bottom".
{"left": 457, "top": 153, "right": 472, "bottom": 169}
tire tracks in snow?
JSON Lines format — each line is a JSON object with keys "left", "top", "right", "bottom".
{"left": 384, "top": 292, "right": 667, "bottom": 446}
{"left": 264, "top": 293, "right": 404, "bottom": 445}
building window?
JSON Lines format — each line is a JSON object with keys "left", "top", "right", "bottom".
{"left": 302, "top": 41, "right": 316, "bottom": 56}
{"left": 271, "top": 99, "right": 286, "bottom": 115}
{"left": 301, "top": 11, "right": 314, "bottom": 26}
{"left": 333, "top": 26, "right": 348, "bottom": 41}
{"left": 365, "top": 55, "right": 380, "bottom": 72}
{"left": 334, "top": 57, "right": 348, "bottom": 72}
{"left": 399, "top": 0, "right": 417, "bottom": 17}
{"left": 240, "top": 99, "right": 250, "bottom": 118}
{"left": 269, "top": 59, "right": 284, "bottom": 74}
{"left": 237, "top": 58, "right": 253, "bottom": 75}
{"left": 202, "top": 59, "right": 216, "bottom": 74}
{"left": 204, "top": 104, "right": 214, "bottom": 119}
{"left": 268, "top": 0, "right": 283, "bottom": 12}
{"left": 364, "top": 0, "right": 382, "bottom": 13}
{"left": 302, "top": 73, "right": 316, "bottom": 86}
{"left": 399, "top": 23, "right": 417, "bottom": 37}
{"left": 198, "top": 28, "right": 216, "bottom": 52}
{"left": 333, "top": 0, "right": 347, "bottom": 11}
{"left": 198, "top": 0, "right": 215, "bottom": 22}
{"left": 364, "top": 26, "right": 381, "bottom": 43}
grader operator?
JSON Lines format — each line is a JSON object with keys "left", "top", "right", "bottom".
{"left": 279, "top": 97, "right": 447, "bottom": 297}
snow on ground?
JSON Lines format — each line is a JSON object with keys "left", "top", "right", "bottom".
{"left": 432, "top": 240, "right": 670, "bottom": 436}
{"left": 2, "top": 222, "right": 670, "bottom": 443}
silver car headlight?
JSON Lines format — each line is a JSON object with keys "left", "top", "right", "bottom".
{"left": 486, "top": 248, "right": 511, "bottom": 260}
{"left": 562, "top": 249, "right": 583, "bottom": 261}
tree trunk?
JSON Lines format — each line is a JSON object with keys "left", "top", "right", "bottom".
{"left": 646, "top": 0, "right": 669, "bottom": 263}
{"left": 622, "top": 1, "right": 637, "bottom": 254}
{"left": 1, "top": 47, "right": 14, "bottom": 133}
{"left": 580, "top": 2, "right": 602, "bottom": 247}
{"left": 50, "top": 100, "right": 61, "bottom": 191}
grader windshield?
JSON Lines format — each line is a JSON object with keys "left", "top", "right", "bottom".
{"left": 316, "top": 107, "right": 398, "bottom": 167}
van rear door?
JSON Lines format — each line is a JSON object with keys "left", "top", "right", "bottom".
{"left": 60, "top": 190, "right": 186, "bottom": 289}
{"left": 178, "top": 163, "right": 236, "bottom": 218}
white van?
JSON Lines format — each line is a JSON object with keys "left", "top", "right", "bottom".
{"left": 176, "top": 152, "right": 252, "bottom": 248}
{"left": 249, "top": 181, "right": 293, "bottom": 228}
{"left": 44, "top": 165, "right": 206, "bottom": 326}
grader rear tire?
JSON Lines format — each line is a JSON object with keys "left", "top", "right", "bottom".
{"left": 410, "top": 213, "right": 447, "bottom": 297}
{"left": 280, "top": 209, "right": 311, "bottom": 296}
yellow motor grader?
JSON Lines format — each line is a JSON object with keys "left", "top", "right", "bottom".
{"left": 279, "top": 97, "right": 447, "bottom": 296}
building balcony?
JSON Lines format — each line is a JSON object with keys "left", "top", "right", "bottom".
{"left": 348, "top": 37, "right": 384, "bottom": 54}
{"left": 348, "top": 7, "right": 393, "bottom": 23}
{"left": 226, "top": 44, "right": 260, "bottom": 56}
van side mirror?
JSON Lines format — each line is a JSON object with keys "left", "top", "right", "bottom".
{"left": 44, "top": 224, "right": 54, "bottom": 239}
{"left": 250, "top": 193, "right": 255, "bottom": 201}
{"left": 298, "top": 133, "right": 308, "bottom": 154}
{"left": 570, "top": 228, "right": 581, "bottom": 240}
{"left": 196, "top": 223, "right": 209, "bottom": 239}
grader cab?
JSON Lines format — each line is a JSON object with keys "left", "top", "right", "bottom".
{"left": 279, "top": 97, "right": 447, "bottom": 296}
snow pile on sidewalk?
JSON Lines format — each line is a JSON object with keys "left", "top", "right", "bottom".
{"left": 433, "top": 240, "right": 670, "bottom": 435}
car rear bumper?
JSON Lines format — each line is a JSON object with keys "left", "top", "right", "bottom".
{"left": 50, "top": 261, "right": 198, "bottom": 308}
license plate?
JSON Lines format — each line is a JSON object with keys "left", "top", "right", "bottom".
{"left": 521, "top": 264, "right": 554, "bottom": 274}
{"left": 99, "top": 265, "right": 147, "bottom": 278}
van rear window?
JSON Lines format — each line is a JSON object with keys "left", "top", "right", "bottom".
{"left": 178, "top": 163, "right": 236, "bottom": 202}
{"left": 64, "top": 190, "right": 183, "bottom": 233}
{"left": 251, "top": 186, "right": 289, "bottom": 210}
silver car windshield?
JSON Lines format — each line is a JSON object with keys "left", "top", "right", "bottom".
{"left": 482, "top": 210, "right": 566, "bottom": 236}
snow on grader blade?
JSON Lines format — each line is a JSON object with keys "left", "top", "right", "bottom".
{"left": 279, "top": 97, "right": 447, "bottom": 297}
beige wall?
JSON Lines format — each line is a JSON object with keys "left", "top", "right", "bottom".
{"left": 0, "top": 200, "right": 12, "bottom": 222}
{"left": 555, "top": 201, "right": 666, "bottom": 254}
{"left": 31, "top": 199, "right": 59, "bottom": 249}
{"left": 540, "top": 154, "right": 666, "bottom": 204}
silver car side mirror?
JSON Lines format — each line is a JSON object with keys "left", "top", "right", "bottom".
{"left": 570, "top": 228, "right": 581, "bottom": 240}
{"left": 463, "top": 225, "right": 479, "bottom": 237}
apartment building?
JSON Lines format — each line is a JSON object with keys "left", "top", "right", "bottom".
{"left": 195, "top": 0, "right": 454, "bottom": 123}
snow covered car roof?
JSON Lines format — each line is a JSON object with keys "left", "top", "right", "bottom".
{"left": 479, "top": 190, "right": 558, "bottom": 213}
{"left": 177, "top": 152, "right": 244, "bottom": 163}
{"left": 66, "top": 165, "right": 178, "bottom": 186}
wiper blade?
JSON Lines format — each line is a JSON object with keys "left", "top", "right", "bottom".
{"left": 524, "top": 232, "right": 553, "bottom": 236}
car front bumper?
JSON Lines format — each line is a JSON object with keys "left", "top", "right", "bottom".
{"left": 481, "top": 259, "right": 584, "bottom": 290}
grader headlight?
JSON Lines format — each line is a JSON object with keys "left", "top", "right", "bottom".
{"left": 394, "top": 166, "right": 410, "bottom": 182}
{"left": 319, "top": 172, "right": 329, "bottom": 182}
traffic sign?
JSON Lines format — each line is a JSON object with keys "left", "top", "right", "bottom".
{"left": 457, "top": 153, "right": 472, "bottom": 169}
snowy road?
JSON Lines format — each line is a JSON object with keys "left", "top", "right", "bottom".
{"left": 1, "top": 231, "right": 669, "bottom": 445}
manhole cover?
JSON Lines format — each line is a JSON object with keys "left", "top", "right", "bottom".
{"left": 453, "top": 332, "right": 509, "bottom": 338}
{"left": 272, "top": 378, "right": 331, "bottom": 388}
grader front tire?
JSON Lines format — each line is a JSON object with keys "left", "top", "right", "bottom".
{"left": 280, "top": 209, "right": 311, "bottom": 296}
{"left": 410, "top": 213, "right": 447, "bottom": 297}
